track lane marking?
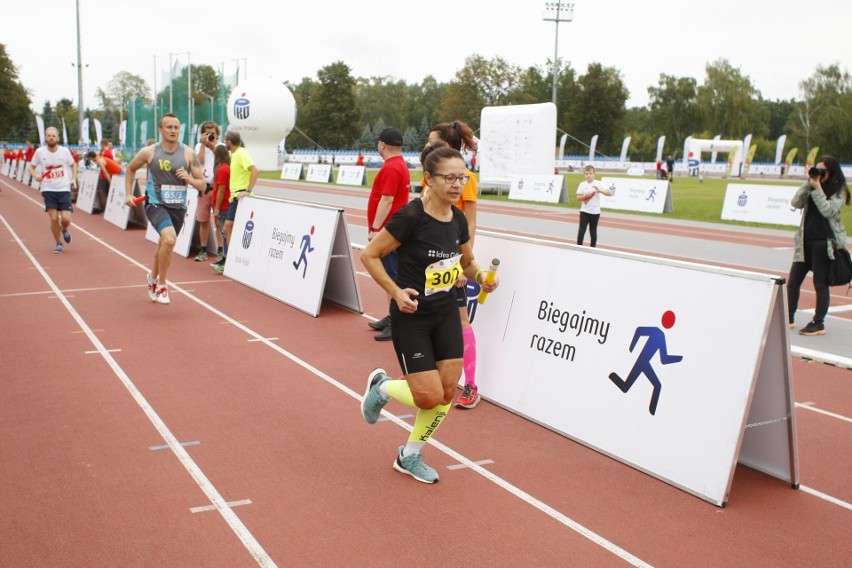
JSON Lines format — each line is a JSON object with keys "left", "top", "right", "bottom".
{"left": 0, "top": 207, "right": 277, "bottom": 568}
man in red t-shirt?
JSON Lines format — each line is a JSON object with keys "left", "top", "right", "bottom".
{"left": 366, "top": 127, "right": 410, "bottom": 341}
{"left": 25, "top": 140, "right": 35, "bottom": 162}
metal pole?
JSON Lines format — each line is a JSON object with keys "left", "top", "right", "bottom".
{"left": 543, "top": 2, "right": 574, "bottom": 109}
{"left": 169, "top": 52, "right": 173, "bottom": 113}
{"left": 552, "top": 10, "right": 560, "bottom": 105}
{"left": 188, "top": 52, "right": 192, "bottom": 144}
{"left": 153, "top": 56, "right": 158, "bottom": 138}
{"left": 75, "top": 0, "right": 84, "bottom": 144}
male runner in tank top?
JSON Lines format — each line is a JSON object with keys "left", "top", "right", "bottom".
{"left": 124, "top": 113, "right": 206, "bottom": 304}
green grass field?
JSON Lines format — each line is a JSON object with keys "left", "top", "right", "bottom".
{"left": 260, "top": 169, "right": 852, "bottom": 232}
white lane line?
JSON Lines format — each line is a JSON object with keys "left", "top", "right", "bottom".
{"left": 0, "top": 208, "right": 277, "bottom": 568}
{"left": 795, "top": 402, "right": 852, "bottom": 424}
{"left": 150, "top": 441, "right": 201, "bottom": 451}
{"left": 798, "top": 485, "right": 852, "bottom": 511}
{"left": 85, "top": 349, "right": 121, "bottom": 354}
{"left": 191, "top": 499, "right": 252, "bottom": 514}
{"left": 447, "top": 459, "right": 495, "bottom": 471}
{"left": 248, "top": 337, "right": 278, "bottom": 342}
{"left": 377, "top": 413, "right": 415, "bottom": 423}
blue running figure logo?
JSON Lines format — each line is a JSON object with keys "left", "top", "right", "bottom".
{"left": 608, "top": 310, "right": 683, "bottom": 415}
{"left": 292, "top": 225, "right": 316, "bottom": 278}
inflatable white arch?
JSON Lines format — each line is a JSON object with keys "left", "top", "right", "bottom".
{"left": 682, "top": 137, "right": 744, "bottom": 177}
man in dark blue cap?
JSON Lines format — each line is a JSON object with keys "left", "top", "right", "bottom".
{"left": 366, "top": 128, "right": 410, "bottom": 341}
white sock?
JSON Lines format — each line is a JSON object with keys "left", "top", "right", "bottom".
{"left": 403, "top": 441, "right": 425, "bottom": 457}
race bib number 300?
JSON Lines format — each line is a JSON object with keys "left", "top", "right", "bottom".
{"left": 424, "top": 254, "right": 462, "bottom": 296}
{"left": 161, "top": 184, "right": 187, "bottom": 205}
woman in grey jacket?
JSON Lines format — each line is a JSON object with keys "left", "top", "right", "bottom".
{"left": 787, "top": 155, "right": 849, "bottom": 336}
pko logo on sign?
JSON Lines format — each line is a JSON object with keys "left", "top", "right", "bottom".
{"left": 234, "top": 94, "right": 250, "bottom": 120}
{"left": 242, "top": 212, "right": 255, "bottom": 249}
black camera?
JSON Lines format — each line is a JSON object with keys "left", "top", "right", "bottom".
{"left": 206, "top": 133, "right": 215, "bottom": 142}
{"left": 808, "top": 166, "right": 825, "bottom": 179}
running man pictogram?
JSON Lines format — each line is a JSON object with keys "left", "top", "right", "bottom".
{"left": 608, "top": 310, "right": 683, "bottom": 415}
{"left": 292, "top": 225, "right": 316, "bottom": 278}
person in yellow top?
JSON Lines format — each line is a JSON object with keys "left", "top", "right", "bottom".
{"left": 426, "top": 121, "right": 482, "bottom": 408}
{"left": 212, "top": 131, "right": 259, "bottom": 273}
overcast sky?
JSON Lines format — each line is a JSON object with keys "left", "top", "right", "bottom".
{"left": 6, "top": 0, "right": 851, "bottom": 113}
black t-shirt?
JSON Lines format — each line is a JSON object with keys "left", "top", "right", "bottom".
{"left": 384, "top": 198, "right": 470, "bottom": 312}
{"left": 803, "top": 191, "right": 830, "bottom": 240}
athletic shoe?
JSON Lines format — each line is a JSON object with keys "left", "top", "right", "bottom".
{"left": 788, "top": 322, "right": 796, "bottom": 329}
{"left": 393, "top": 446, "right": 439, "bottom": 484}
{"left": 799, "top": 321, "right": 825, "bottom": 336}
{"left": 212, "top": 263, "right": 225, "bottom": 274}
{"left": 53, "top": 242, "right": 63, "bottom": 254}
{"left": 194, "top": 250, "right": 208, "bottom": 262}
{"left": 375, "top": 323, "right": 392, "bottom": 341}
{"left": 368, "top": 315, "right": 390, "bottom": 331}
{"left": 62, "top": 228, "right": 71, "bottom": 243}
{"left": 361, "top": 368, "right": 391, "bottom": 424}
{"left": 154, "top": 285, "right": 170, "bottom": 305}
{"left": 455, "top": 384, "right": 480, "bottom": 409}
{"left": 146, "top": 273, "right": 158, "bottom": 302}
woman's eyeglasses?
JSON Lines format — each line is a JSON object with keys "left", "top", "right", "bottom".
{"left": 431, "top": 173, "right": 470, "bottom": 185}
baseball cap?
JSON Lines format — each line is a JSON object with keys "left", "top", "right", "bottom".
{"left": 377, "top": 127, "right": 404, "bottom": 147}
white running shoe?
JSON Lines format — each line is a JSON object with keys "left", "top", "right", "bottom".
{"left": 154, "top": 285, "right": 170, "bottom": 305}
{"left": 147, "top": 274, "right": 158, "bottom": 302}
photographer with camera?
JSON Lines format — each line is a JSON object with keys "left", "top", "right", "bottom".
{"left": 193, "top": 121, "right": 221, "bottom": 262}
{"left": 787, "top": 156, "right": 849, "bottom": 336}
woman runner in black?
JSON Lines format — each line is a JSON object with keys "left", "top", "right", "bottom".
{"left": 360, "top": 143, "right": 499, "bottom": 483}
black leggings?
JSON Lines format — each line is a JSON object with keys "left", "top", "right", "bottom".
{"left": 577, "top": 211, "right": 601, "bottom": 247}
{"left": 787, "top": 239, "right": 830, "bottom": 324}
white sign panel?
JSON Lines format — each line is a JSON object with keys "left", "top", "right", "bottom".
{"left": 280, "top": 163, "right": 303, "bottom": 181}
{"left": 103, "top": 176, "right": 134, "bottom": 229}
{"left": 721, "top": 184, "right": 802, "bottom": 227}
{"left": 143, "top": 188, "right": 201, "bottom": 257}
{"left": 75, "top": 170, "right": 100, "bottom": 214}
{"left": 479, "top": 102, "right": 556, "bottom": 189}
{"left": 336, "top": 165, "right": 367, "bottom": 186}
{"left": 305, "top": 163, "right": 333, "bottom": 183}
{"left": 600, "top": 177, "right": 673, "bottom": 214}
{"left": 469, "top": 233, "right": 795, "bottom": 506}
{"left": 508, "top": 174, "right": 566, "bottom": 204}
{"left": 225, "top": 195, "right": 361, "bottom": 316}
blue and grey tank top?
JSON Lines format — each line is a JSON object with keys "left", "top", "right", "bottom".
{"left": 146, "top": 143, "right": 190, "bottom": 208}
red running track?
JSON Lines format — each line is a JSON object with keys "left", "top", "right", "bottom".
{"left": 1, "top": 177, "right": 850, "bottom": 567}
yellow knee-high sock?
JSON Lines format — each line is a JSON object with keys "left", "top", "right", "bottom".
{"left": 385, "top": 379, "right": 416, "bottom": 408}
{"left": 408, "top": 403, "right": 451, "bottom": 444}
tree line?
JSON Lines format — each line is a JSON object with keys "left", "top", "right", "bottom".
{"left": 2, "top": 42, "right": 850, "bottom": 164}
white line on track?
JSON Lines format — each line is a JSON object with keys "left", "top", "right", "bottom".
{"left": 798, "top": 485, "right": 852, "bottom": 511}
{"left": 191, "top": 499, "right": 253, "bottom": 514}
{"left": 796, "top": 402, "right": 852, "bottom": 424}
{"left": 0, "top": 203, "right": 278, "bottom": 568}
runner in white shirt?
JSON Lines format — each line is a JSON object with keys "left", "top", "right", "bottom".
{"left": 27, "top": 127, "right": 77, "bottom": 253}
{"left": 576, "top": 165, "right": 613, "bottom": 247}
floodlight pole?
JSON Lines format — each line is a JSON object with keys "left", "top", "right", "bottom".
{"left": 543, "top": 2, "right": 574, "bottom": 107}
{"left": 75, "top": 0, "right": 84, "bottom": 144}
